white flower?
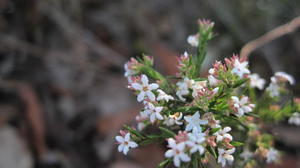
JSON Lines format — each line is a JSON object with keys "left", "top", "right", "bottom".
{"left": 288, "top": 112, "right": 300, "bottom": 126}
{"left": 208, "top": 68, "right": 219, "bottom": 86}
{"left": 176, "top": 78, "right": 194, "bottom": 101}
{"left": 135, "top": 114, "right": 147, "bottom": 131}
{"left": 275, "top": 72, "right": 295, "bottom": 85}
{"left": 231, "top": 59, "right": 250, "bottom": 78}
{"left": 266, "top": 82, "right": 280, "bottom": 98}
{"left": 240, "top": 149, "right": 253, "bottom": 160}
{"left": 137, "top": 122, "right": 146, "bottom": 131}
{"left": 124, "top": 63, "right": 135, "bottom": 78}
{"left": 213, "top": 127, "right": 233, "bottom": 142}
{"left": 187, "top": 34, "right": 199, "bottom": 47}
{"left": 144, "top": 103, "right": 164, "bottom": 123}
{"left": 165, "top": 138, "right": 191, "bottom": 167}
{"left": 191, "top": 81, "right": 207, "bottom": 98}
{"left": 184, "top": 111, "right": 208, "bottom": 132}
{"left": 249, "top": 73, "right": 266, "bottom": 90}
{"left": 266, "top": 148, "right": 279, "bottom": 163}
{"left": 217, "top": 148, "right": 235, "bottom": 167}
{"left": 164, "top": 112, "right": 183, "bottom": 126}
{"left": 157, "top": 89, "right": 174, "bottom": 102}
{"left": 186, "top": 128, "right": 206, "bottom": 155}
{"left": 132, "top": 74, "right": 159, "bottom": 102}
{"left": 115, "top": 133, "right": 138, "bottom": 155}
{"left": 208, "top": 75, "right": 219, "bottom": 86}
{"left": 231, "top": 96, "right": 255, "bottom": 117}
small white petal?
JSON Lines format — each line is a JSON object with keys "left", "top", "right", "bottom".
{"left": 173, "top": 156, "right": 181, "bottom": 167}
{"left": 128, "top": 142, "right": 138, "bottom": 148}
{"left": 115, "top": 136, "right": 124, "bottom": 143}
{"left": 124, "top": 133, "right": 131, "bottom": 141}
{"left": 177, "top": 142, "right": 185, "bottom": 151}
{"left": 156, "top": 113, "right": 164, "bottom": 120}
{"left": 149, "top": 83, "right": 159, "bottom": 90}
{"left": 118, "top": 144, "right": 124, "bottom": 152}
{"left": 137, "top": 91, "right": 145, "bottom": 102}
{"left": 165, "top": 150, "right": 174, "bottom": 158}
{"left": 150, "top": 113, "right": 156, "bottom": 123}
{"left": 223, "top": 127, "right": 231, "bottom": 133}
{"left": 132, "top": 83, "right": 142, "bottom": 90}
{"left": 146, "top": 91, "right": 156, "bottom": 101}
{"left": 180, "top": 153, "right": 191, "bottom": 162}
{"left": 141, "top": 75, "right": 149, "bottom": 86}
{"left": 123, "top": 146, "right": 129, "bottom": 155}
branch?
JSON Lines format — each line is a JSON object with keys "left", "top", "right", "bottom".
{"left": 240, "top": 16, "right": 300, "bottom": 59}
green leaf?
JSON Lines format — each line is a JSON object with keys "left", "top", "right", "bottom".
{"left": 230, "top": 141, "right": 244, "bottom": 147}
{"left": 139, "top": 138, "right": 163, "bottom": 146}
{"left": 147, "top": 134, "right": 163, "bottom": 139}
{"left": 207, "top": 146, "right": 217, "bottom": 158}
{"left": 123, "top": 125, "right": 145, "bottom": 139}
{"left": 210, "top": 127, "right": 221, "bottom": 135}
{"left": 232, "top": 78, "right": 249, "bottom": 88}
{"left": 158, "top": 158, "right": 171, "bottom": 168}
{"left": 159, "top": 127, "right": 176, "bottom": 138}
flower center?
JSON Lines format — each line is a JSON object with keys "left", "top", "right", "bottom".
{"left": 143, "top": 86, "right": 148, "bottom": 91}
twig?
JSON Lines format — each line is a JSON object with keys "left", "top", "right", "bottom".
{"left": 240, "top": 16, "right": 300, "bottom": 59}
{"left": 39, "top": 1, "right": 126, "bottom": 66}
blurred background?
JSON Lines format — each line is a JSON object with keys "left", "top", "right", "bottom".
{"left": 0, "top": 0, "right": 300, "bottom": 168}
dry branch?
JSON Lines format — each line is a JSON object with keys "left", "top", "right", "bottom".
{"left": 240, "top": 16, "right": 300, "bottom": 59}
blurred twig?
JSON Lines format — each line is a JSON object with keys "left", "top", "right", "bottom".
{"left": 39, "top": 1, "right": 126, "bottom": 67}
{"left": 240, "top": 16, "right": 300, "bottom": 59}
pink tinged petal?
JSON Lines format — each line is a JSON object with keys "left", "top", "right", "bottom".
{"left": 165, "top": 150, "right": 174, "bottom": 158}
{"left": 124, "top": 133, "right": 131, "bottom": 141}
{"left": 146, "top": 91, "right": 156, "bottom": 101}
{"left": 115, "top": 136, "right": 124, "bottom": 143}
{"left": 132, "top": 83, "right": 142, "bottom": 90}
{"left": 173, "top": 156, "right": 181, "bottom": 167}
{"left": 118, "top": 144, "right": 124, "bottom": 152}
{"left": 141, "top": 74, "right": 149, "bottom": 86}
{"left": 180, "top": 153, "right": 191, "bottom": 162}
{"left": 149, "top": 83, "right": 159, "bottom": 90}
{"left": 128, "top": 141, "right": 138, "bottom": 148}
{"left": 123, "top": 146, "right": 129, "bottom": 155}
{"left": 137, "top": 91, "right": 145, "bottom": 102}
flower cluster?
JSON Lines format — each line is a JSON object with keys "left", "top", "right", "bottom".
{"left": 116, "top": 19, "right": 298, "bottom": 168}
